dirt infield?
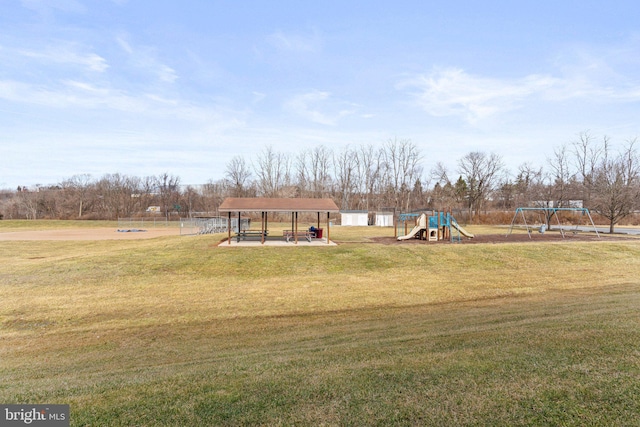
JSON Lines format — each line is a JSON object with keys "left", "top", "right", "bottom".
{"left": 0, "top": 227, "right": 180, "bottom": 241}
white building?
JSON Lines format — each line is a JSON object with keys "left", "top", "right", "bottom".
{"left": 375, "top": 211, "right": 394, "bottom": 227}
{"left": 340, "top": 210, "right": 369, "bottom": 226}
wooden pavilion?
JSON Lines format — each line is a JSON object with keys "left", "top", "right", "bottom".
{"left": 218, "top": 197, "right": 340, "bottom": 245}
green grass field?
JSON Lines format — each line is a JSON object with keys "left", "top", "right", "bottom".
{"left": 1, "top": 221, "right": 639, "bottom": 426}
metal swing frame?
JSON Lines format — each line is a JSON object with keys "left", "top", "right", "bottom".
{"left": 506, "top": 207, "right": 600, "bottom": 239}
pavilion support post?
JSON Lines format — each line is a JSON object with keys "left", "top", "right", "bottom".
{"left": 317, "top": 212, "right": 320, "bottom": 231}
{"left": 294, "top": 211, "right": 299, "bottom": 244}
{"left": 228, "top": 212, "right": 231, "bottom": 245}
{"left": 327, "top": 212, "right": 331, "bottom": 244}
{"left": 261, "top": 211, "right": 265, "bottom": 244}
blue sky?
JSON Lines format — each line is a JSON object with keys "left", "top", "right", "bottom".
{"left": 2, "top": 0, "right": 640, "bottom": 189}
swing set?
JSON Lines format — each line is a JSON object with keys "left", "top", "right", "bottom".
{"left": 506, "top": 207, "right": 600, "bottom": 239}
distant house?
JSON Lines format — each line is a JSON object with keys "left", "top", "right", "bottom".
{"left": 533, "top": 200, "right": 584, "bottom": 209}
{"left": 340, "top": 210, "right": 369, "bottom": 226}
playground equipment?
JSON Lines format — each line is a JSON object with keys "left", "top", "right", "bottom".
{"left": 397, "top": 210, "right": 474, "bottom": 242}
{"left": 506, "top": 207, "right": 600, "bottom": 239}
{"left": 397, "top": 213, "right": 428, "bottom": 241}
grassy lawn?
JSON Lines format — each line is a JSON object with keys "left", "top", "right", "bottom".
{"left": 1, "top": 221, "right": 639, "bottom": 425}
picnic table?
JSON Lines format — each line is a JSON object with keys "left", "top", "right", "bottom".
{"left": 235, "top": 230, "right": 268, "bottom": 242}
{"left": 283, "top": 230, "right": 315, "bottom": 242}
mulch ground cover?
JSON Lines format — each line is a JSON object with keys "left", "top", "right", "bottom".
{"left": 370, "top": 231, "right": 637, "bottom": 245}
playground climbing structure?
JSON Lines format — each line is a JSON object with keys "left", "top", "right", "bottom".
{"left": 396, "top": 210, "right": 474, "bottom": 242}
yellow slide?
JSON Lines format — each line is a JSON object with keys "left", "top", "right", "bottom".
{"left": 397, "top": 213, "right": 427, "bottom": 240}
{"left": 451, "top": 220, "right": 474, "bottom": 238}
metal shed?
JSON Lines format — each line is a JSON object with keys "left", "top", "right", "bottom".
{"left": 340, "top": 210, "right": 369, "bottom": 226}
{"left": 375, "top": 211, "right": 394, "bottom": 227}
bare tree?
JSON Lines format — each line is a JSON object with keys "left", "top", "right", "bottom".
{"left": 61, "top": 174, "right": 93, "bottom": 218}
{"left": 495, "top": 176, "right": 516, "bottom": 210}
{"left": 410, "top": 176, "right": 426, "bottom": 209}
{"left": 309, "top": 145, "right": 333, "bottom": 197}
{"left": 457, "top": 151, "right": 504, "bottom": 221}
{"left": 201, "top": 180, "right": 226, "bottom": 213}
{"left": 514, "top": 162, "right": 544, "bottom": 207}
{"left": 591, "top": 138, "right": 640, "bottom": 233}
{"left": 154, "top": 173, "right": 181, "bottom": 220}
{"left": 333, "top": 146, "right": 356, "bottom": 209}
{"left": 294, "top": 148, "right": 311, "bottom": 198}
{"left": 16, "top": 189, "right": 39, "bottom": 219}
{"left": 429, "top": 163, "right": 448, "bottom": 208}
{"left": 224, "top": 156, "right": 252, "bottom": 197}
{"left": 381, "top": 138, "right": 422, "bottom": 211}
{"left": 532, "top": 144, "right": 576, "bottom": 228}
{"left": 355, "top": 144, "right": 382, "bottom": 211}
{"left": 139, "top": 176, "right": 157, "bottom": 214}
{"left": 290, "top": 146, "right": 333, "bottom": 199}
{"left": 572, "top": 131, "right": 603, "bottom": 207}
{"left": 431, "top": 162, "right": 450, "bottom": 187}
{"left": 545, "top": 144, "right": 574, "bottom": 210}
{"left": 254, "top": 146, "right": 291, "bottom": 197}
{"left": 92, "top": 173, "right": 143, "bottom": 219}
{"left": 95, "top": 174, "right": 124, "bottom": 219}
{"left": 429, "top": 162, "right": 459, "bottom": 209}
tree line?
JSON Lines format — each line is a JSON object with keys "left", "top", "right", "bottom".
{"left": 2, "top": 133, "right": 639, "bottom": 232}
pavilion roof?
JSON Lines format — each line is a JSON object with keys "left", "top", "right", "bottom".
{"left": 218, "top": 197, "right": 340, "bottom": 213}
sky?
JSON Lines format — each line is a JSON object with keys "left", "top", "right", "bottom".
{"left": 2, "top": 0, "right": 640, "bottom": 190}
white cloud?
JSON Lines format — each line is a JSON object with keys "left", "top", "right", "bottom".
{"left": 399, "top": 66, "right": 640, "bottom": 124}
{"left": 56, "top": 51, "right": 107, "bottom": 72}
{"left": 266, "top": 29, "right": 321, "bottom": 53}
{"left": 156, "top": 64, "right": 178, "bottom": 83}
{"left": 115, "top": 34, "right": 178, "bottom": 83}
{"left": 116, "top": 36, "right": 133, "bottom": 54}
{"left": 284, "top": 90, "right": 356, "bottom": 126}
{"left": 398, "top": 68, "right": 557, "bottom": 123}
{"left": 15, "top": 46, "right": 108, "bottom": 72}
{"left": 0, "top": 76, "right": 249, "bottom": 145}
{"left": 252, "top": 91, "right": 266, "bottom": 104}
{"left": 545, "top": 39, "right": 640, "bottom": 103}
{"left": 0, "top": 78, "right": 142, "bottom": 111}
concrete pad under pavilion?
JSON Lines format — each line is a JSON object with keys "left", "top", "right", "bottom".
{"left": 218, "top": 237, "right": 338, "bottom": 247}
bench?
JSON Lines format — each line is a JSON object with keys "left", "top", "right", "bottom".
{"left": 283, "top": 230, "right": 315, "bottom": 242}
{"left": 235, "top": 230, "right": 268, "bottom": 242}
